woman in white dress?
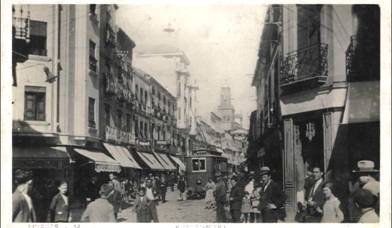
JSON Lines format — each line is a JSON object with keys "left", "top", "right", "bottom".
{"left": 204, "top": 178, "right": 216, "bottom": 209}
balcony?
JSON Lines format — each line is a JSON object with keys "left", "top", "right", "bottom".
{"left": 280, "top": 43, "right": 328, "bottom": 91}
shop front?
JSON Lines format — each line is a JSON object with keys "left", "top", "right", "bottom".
{"left": 280, "top": 87, "right": 346, "bottom": 220}
{"left": 13, "top": 145, "right": 73, "bottom": 222}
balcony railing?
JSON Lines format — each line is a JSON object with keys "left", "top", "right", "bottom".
{"left": 346, "top": 35, "right": 357, "bottom": 81}
{"left": 280, "top": 43, "right": 328, "bottom": 88}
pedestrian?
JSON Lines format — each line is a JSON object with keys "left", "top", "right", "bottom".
{"left": 205, "top": 178, "right": 216, "bottom": 209}
{"left": 353, "top": 189, "right": 379, "bottom": 223}
{"left": 145, "top": 179, "right": 159, "bottom": 222}
{"left": 320, "top": 182, "right": 344, "bottom": 223}
{"left": 133, "top": 187, "right": 152, "bottom": 222}
{"left": 81, "top": 184, "right": 116, "bottom": 222}
{"left": 153, "top": 176, "right": 162, "bottom": 201}
{"left": 47, "top": 181, "right": 71, "bottom": 222}
{"left": 241, "top": 191, "right": 252, "bottom": 222}
{"left": 249, "top": 182, "right": 262, "bottom": 222}
{"left": 195, "top": 178, "right": 205, "bottom": 199}
{"left": 108, "top": 173, "right": 122, "bottom": 220}
{"left": 214, "top": 174, "right": 227, "bottom": 222}
{"left": 351, "top": 160, "right": 380, "bottom": 218}
{"left": 169, "top": 172, "right": 176, "bottom": 192}
{"left": 13, "top": 169, "right": 36, "bottom": 222}
{"left": 229, "top": 176, "right": 244, "bottom": 223}
{"left": 177, "top": 176, "right": 186, "bottom": 201}
{"left": 86, "top": 176, "right": 100, "bottom": 205}
{"left": 258, "top": 166, "right": 286, "bottom": 223}
{"left": 159, "top": 174, "right": 168, "bottom": 203}
{"left": 303, "top": 166, "right": 325, "bottom": 222}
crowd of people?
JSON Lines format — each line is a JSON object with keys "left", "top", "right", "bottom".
{"left": 12, "top": 159, "right": 380, "bottom": 223}
{"left": 204, "top": 160, "right": 380, "bottom": 223}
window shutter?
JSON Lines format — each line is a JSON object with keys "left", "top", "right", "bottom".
{"left": 36, "top": 95, "right": 45, "bottom": 121}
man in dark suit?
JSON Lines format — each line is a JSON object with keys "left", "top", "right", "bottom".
{"left": 81, "top": 184, "right": 116, "bottom": 222}
{"left": 47, "top": 181, "right": 71, "bottom": 222}
{"left": 229, "top": 176, "right": 244, "bottom": 222}
{"left": 258, "top": 166, "right": 286, "bottom": 222}
{"left": 304, "top": 166, "right": 325, "bottom": 222}
{"left": 13, "top": 169, "right": 36, "bottom": 222}
{"left": 214, "top": 174, "right": 227, "bottom": 222}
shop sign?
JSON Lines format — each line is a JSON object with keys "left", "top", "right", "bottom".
{"left": 14, "top": 159, "right": 65, "bottom": 169}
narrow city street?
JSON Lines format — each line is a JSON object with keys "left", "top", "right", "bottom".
{"left": 118, "top": 190, "right": 216, "bottom": 223}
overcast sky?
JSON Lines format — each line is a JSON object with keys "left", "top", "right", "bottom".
{"left": 117, "top": 4, "right": 267, "bottom": 129}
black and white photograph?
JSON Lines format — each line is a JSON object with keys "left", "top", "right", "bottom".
{"left": 1, "top": 0, "right": 391, "bottom": 227}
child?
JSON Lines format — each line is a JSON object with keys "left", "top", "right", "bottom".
{"left": 241, "top": 191, "right": 252, "bottom": 222}
{"left": 321, "top": 182, "right": 344, "bottom": 223}
{"left": 133, "top": 187, "right": 152, "bottom": 222}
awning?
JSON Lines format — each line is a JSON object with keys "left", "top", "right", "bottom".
{"left": 342, "top": 81, "right": 379, "bottom": 124}
{"left": 103, "top": 143, "right": 141, "bottom": 169}
{"left": 154, "top": 152, "right": 176, "bottom": 170}
{"left": 169, "top": 155, "right": 186, "bottom": 171}
{"left": 13, "top": 146, "right": 72, "bottom": 169}
{"left": 280, "top": 87, "right": 346, "bottom": 116}
{"left": 74, "top": 148, "right": 121, "bottom": 173}
{"left": 137, "top": 152, "right": 165, "bottom": 170}
{"left": 216, "top": 147, "right": 224, "bottom": 153}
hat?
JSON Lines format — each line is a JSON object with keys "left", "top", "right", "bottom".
{"left": 14, "top": 169, "right": 33, "bottom": 185}
{"left": 260, "top": 166, "right": 271, "bottom": 176}
{"left": 99, "top": 184, "right": 114, "bottom": 198}
{"left": 352, "top": 160, "right": 379, "bottom": 173}
{"left": 353, "top": 189, "right": 377, "bottom": 208}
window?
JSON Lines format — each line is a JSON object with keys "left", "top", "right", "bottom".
{"left": 24, "top": 86, "right": 46, "bottom": 121}
{"left": 140, "top": 120, "right": 144, "bottom": 137}
{"left": 89, "top": 4, "right": 97, "bottom": 16}
{"left": 135, "top": 118, "right": 139, "bottom": 137}
{"left": 29, "top": 20, "right": 47, "bottom": 56}
{"left": 135, "top": 84, "right": 139, "bottom": 99}
{"left": 152, "top": 86, "right": 155, "bottom": 95}
{"left": 88, "top": 97, "right": 96, "bottom": 128}
{"left": 140, "top": 88, "right": 143, "bottom": 102}
{"left": 89, "top": 40, "right": 97, "bottom": 72}
{"left": 126, "top": 114, "right": 131, "bottom": 132}
{"left": 117, "top": 110, "right": 122, "bottom": 129}
{"left": 104, "top": 103, "right": 110, "bottom": 126}
{"left": 192, "top": 158, "right": 206, "bottom": 172}
{"left": 144, "top": 91, "right": 148, "bottom": 105}
{"left": 144, "top": 122, "right": 148, "bottom": 138}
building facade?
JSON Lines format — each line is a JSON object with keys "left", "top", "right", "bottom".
{"left": 250, "top": 5, "right": 380, "bottom": 221}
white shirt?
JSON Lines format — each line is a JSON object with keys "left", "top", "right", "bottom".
{"left": 263, "top": 180, "right": 271, "bottom": 192}
{"left": 60, "top": 193, "right": 68, "bottom": 205}
{"left": 245, "top": 180, "right": 254, "bottom": 194}
{"left": 309, "top": 178, "right": 323, "bottom": 201}
{"left": 146, "top": 187, "right": 154, "bottom": 200}
{"left": 21, "top": 192, "right": 33, "bottom": 210}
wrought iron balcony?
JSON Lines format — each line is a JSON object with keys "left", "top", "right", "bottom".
{"left": 346, "top": 35, "right": 357, "bottom": 81}
{"left": 280, "top": 43, "right": 328, "bottom": 89}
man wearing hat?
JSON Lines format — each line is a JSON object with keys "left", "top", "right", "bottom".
{"left": 214, "top": 173, "right": 227, "bottom": 222}
{"left": 303, "top": 166, "right": 325, "bottom": 222}
{"left": 13, "top": 169, "right": 36, "bottom": 222}
{"left": 257, "top": 166, "right": 286, "bottom": 222}
{"left": 229, "top": 175, "right": 244, "bottom": 222}
{"left": 353, "top": 189, "right": 379, "bottom": 223}
{"left": 349, "top": 160, "right": 380, "bottom": 221}
{"left": 81, "top": 184, "right": 116, "bottom": 222}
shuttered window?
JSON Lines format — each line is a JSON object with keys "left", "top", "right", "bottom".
{"left": 29, "top": 20, "right": 47, "bottom": 56}
{"left": 24, "top": 86, "right": 46, "bottom": 121}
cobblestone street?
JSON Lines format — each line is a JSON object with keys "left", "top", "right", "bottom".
{"left": 118, "top": 189, "right": 216, "bottom": 223}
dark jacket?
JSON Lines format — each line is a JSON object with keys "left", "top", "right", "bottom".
{"left": 81, "top": 198, "right": 116, "bottom": 222}
{"left": 214, "top": 180, "right": 227, "bottom": 203}
{"left": 258, "top": 180, "right": 286, "bottom": 211}
{"left": 177, "top": 180, "right": 186, "bottom": 192}
{"left": 229, "top": 183, "right": 244, "bottom": 210}
{"left": 47, "top": 193, "right": 70, "bottom": 222}
{"left": 12, "top": 190, "right": 36, "bottom": 222}
{"left": 133, "top": 196, "right": 152, "bottom": 222}
{"left": 305, "top": 179, "right": 325, "bottom": 215}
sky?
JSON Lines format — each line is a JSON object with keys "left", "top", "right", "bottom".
{"left": 116, "top": 4, "right": 267, "bottom": 129}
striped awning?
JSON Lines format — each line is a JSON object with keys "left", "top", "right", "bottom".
{"left": 153, "top": 152, "right": 176, "bottom": 170}
{"left": 137, "top": 152, "right": 165, "bottom": 170}
{"left": 169, "top": 155, "right": 186, "bottom": 171}
{"left": 104, "top": 143, "right": 141, "bottom": 169}
{"left": 74, "top": 148, "right": 121, "bottom": 173}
